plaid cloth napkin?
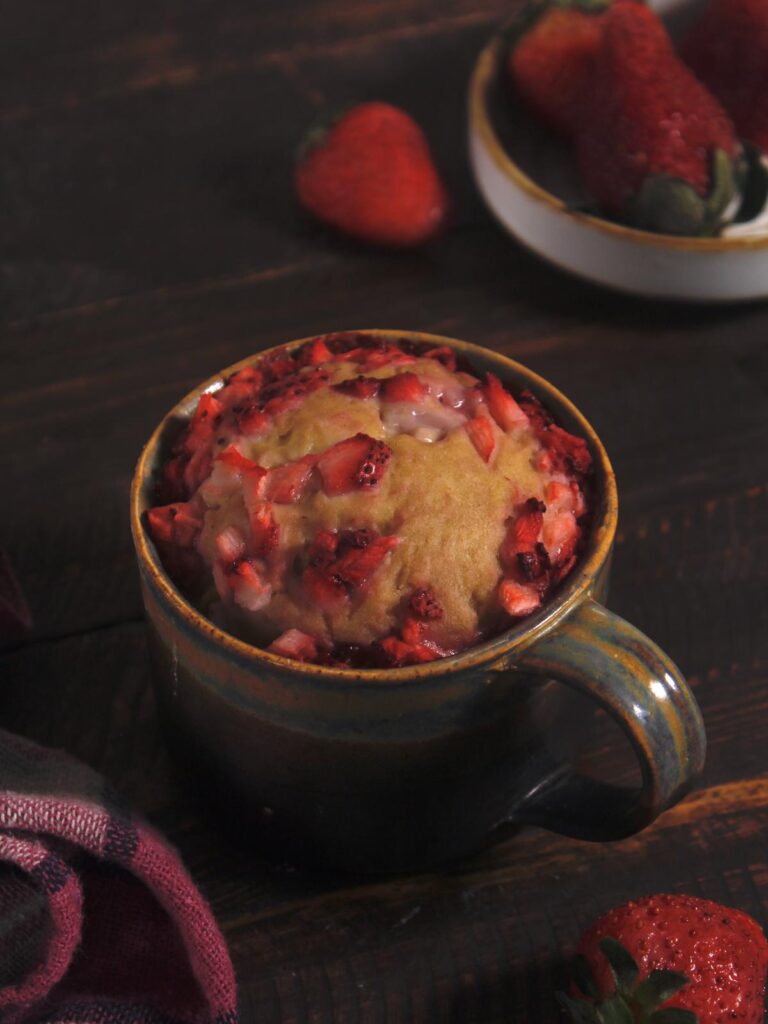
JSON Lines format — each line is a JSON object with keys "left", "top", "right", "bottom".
{"left": 0, "top": 729, "right": 238, "bottom": 1024}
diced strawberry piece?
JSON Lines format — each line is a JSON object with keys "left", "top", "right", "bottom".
{"left": 484, "top": 373, "right": 529, "bottom": 431}
{"left": 316, "top": 433, "right": 393, "bottom": 495}
{"left": 183, "top": 446, "right": 213, "bottom": 495}
{"left": 249, "top": 502, "right": 280, "bottom": 556}
{"left": 228, "top": 365, "right": 263, "bottom": 388}
{"left": 147, "top": 502, "right": 204, "bottom": 591}
{"left": 146, "top": 505, "right": 177, "bottom": 545}
{"left": 192, "top": 392, "right": 224, "bottom": 429}
{"left": 158, "top": 455, "right": 188, "bottom": 503}
{"left": 302, "top": 566, "right": 348, "bottom": 610}
{"left": 268, "top": 628, "right": 319, "bottom": 662}
{"left": 230, "top": 559, "right": 272, "bottom": 611}
{"left": 334, "top": 346, "right": 368, "bottom": 363}
{"left": 512, "top": 498, "right": 546, "bottom": 550}
{"left": 262, "top": 352, "right": 297, "bottom": 381}
{"left": 332, "top": 375, "right": 382, "bottom": 399}
{"left": 298, "top": 337, "right": 333, "bottom": 366}
{"left": 240, "top": 464, "right": 269, "bottom": 510}
{"left": 544, "top": 424, "right": 593, "bottom": 475}
{"left": 264, "top": 455, "right": 318, "bottom": 504}
{"left": 545, "top": 479, "right": 585, "bottom": 516}
{"left": 360, "top": 347, "right": 417, "bottom": 371}
{"left": 215, "top": 526, "right": 246, "bottom": 563}
{"left": 378, "top": 635, "right": 442, "bottom": 666}
{"left": 408, "top": 587, "right": 443, "bottom": 621}
{"left": 301, "top": 528, "right": 399, "bottom": 610}
{"left": 499, "top": 579, "right": 542, "bottom": 618}
{"left": 401, "top": 616, "right": 424, "bottom": 645}
{"left": 236, "top": 404, "right": 272, "bottom": 437}
{"left": 518, "top": 389, "right": 553, "bottom": 433}
{"left": 424, "top": 346, "right": 457, "bottom": 371}
{"left": 217, "top": 445, "right": 261, "bottom": 472}
{"left": 534, "top": 450, "right": 553, "bottom": 473}
{"left": 464, "top": 415, "right": 496, "bottom": 462}
{"left": 332, "top": 533, "right": 401, "bottom": 589}
{"left": 516, "top": 543, "right": 551, "bottom": 582}
{"left": 543, "top": 510, "right": 579, "bottom": 566}
{"left": 380, "top": 372, "right": 428, "bottom": 403}
{"left": 173, "top": 508, "right": 203, "bottom": 547}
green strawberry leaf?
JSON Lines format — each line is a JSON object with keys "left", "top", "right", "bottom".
{"left": 599, "top": 938, "right": 639, "bottom": 996}
{"left": 648, "top": 1009, "right": 698, "bottom": 1024}
{"left": 635, "top": 970, "right": 690, "bottom": 1013}
{"left": 571, "top": 954, "right": 600, "bottom": 999}
{"left": 596, "top": 994, "right": 634, "bottom": 1024}
{"left": 557, "top": 991, "right": 600, "bottom": 1023}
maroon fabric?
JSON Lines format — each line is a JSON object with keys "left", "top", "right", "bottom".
{"left": 0, "top": 730, "right": 238, "bottom": 1024}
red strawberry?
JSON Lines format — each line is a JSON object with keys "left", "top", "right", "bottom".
{"left": 295, "top": 102, "right": 449, "bottom": 247}
{"left": 216, "top": 445, "right": 261, "bottom": 473}
{"left": 297, "top": 337, "right": 333, "bottom": 366}
{"left": 507, "top": 0, "right": 615, "bottom": 139}
{"left": 378, "top": 635, "right": 443, "bottom": 667}
{"left": 380, "top": 372, "right": 428, "bottom": 403}
{"left": 683, "top": 0, "right": 768, "bottom": 154}
{"left": 235, "top": 403, "right": 271, "bottom": 438}
{"left": 332, "top": 375, "right": 381, "bottom": 399}
{"left": 423, "top": 346, "right": 457, "bottom": 372}
{"left": 484, "top": 373, "right": 529, "bottom": 431}
{"left": 316, "top": 433, "right": 393, "bottom": 495}
{"left": 264, "top": 455, "right": 318, "bottom": 504}
{"left": 249, "top": 502, "right": 280, "bottom": 557}
{"left": 267, "top": 628, "right": 319, "bottom": 662}
{"left": 215, "top": 558, "right": 272, "bottom": 612}
{"left": 576, "top": 1, "right": 741, "bottom": 235}
{"left": 562, "top": 894, "right": 768, "bottom": 1024}
{"left": 302, "top": 528, "right": 399, "bottom": 609}
{"left": 408, "top": 588, "right": 444, "bottom": 621}
{"left": 517, "top": 390, "right": 593, "bottom": 477}
{"left": 464, "top": 415, "right": 497, "bottom": 462}
{"left": 498, "top": 578, "right": 542, "bottom": 617}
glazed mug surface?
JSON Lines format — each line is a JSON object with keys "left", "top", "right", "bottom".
{"left": 130, "top": 331, "right": 705, "bottom": 872}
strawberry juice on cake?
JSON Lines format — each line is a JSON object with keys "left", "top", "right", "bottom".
{"left": 146, "top": 334, "right": 593, "bottom": 667}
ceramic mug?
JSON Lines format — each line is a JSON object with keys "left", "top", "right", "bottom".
{"left": 130, "top": 331, "right": 705, "bottom": 873}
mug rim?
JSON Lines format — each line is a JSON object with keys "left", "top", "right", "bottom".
{"left": 130, "top": 330, "right": 618, "bottom": 686}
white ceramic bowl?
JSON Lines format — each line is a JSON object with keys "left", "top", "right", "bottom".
{"left": 468, "top": 0, "right": 768, "bottom": 302}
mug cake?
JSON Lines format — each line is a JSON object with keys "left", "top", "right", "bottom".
{"left": 145, "top": 332, "right": 593, "bottom": 667}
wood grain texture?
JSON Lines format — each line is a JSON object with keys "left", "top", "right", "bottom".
{"left": 3, "top": 0, "right": 768, "bottom": 1020}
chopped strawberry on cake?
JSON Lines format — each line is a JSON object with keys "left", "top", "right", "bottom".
{"left": 147, "top": 333, "right": 593, "bottom": 667}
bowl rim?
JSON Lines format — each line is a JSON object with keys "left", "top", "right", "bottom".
{"left": 469, "top": 29, "right": 768, "bottom": 254}
{"left": 130, "top": 330, "right": 618, "bottom": 685}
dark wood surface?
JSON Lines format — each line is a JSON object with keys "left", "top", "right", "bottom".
{"left": 3, "top": 2, "right": 768, "bottom": 1020}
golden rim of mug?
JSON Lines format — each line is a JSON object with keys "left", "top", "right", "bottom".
{"left": 469, "top": 33, "right": 768, "bottom": 254}
{"left": 130, "top": 330, "right": 618, "bottom": 684}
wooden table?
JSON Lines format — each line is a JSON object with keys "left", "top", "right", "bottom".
{"left": 3, "top": 2, "right": 768, "bottom": 1020}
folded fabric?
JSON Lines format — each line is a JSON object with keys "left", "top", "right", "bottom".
{"left": 0, "top": 729, "right": 238, "bottom": 1024}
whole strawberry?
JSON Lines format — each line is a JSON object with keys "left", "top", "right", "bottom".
{"left": 682, "top": 0, "right": 768, "bottom": 154}
{"left": 560, "top": 893, "right": 768, "bottom": 1023}
{"left": 575, "top": 1, "right": 742, "bottom": 235}
{"left": 295, "top": 102, "right": 449, "bottom": 247}
{"left": 507, "top": 0, "right": 618, "bottom": 139}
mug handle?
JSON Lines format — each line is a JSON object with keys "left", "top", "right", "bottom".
{"left": 509, "top": 598, "right": 706, "bottom": 840}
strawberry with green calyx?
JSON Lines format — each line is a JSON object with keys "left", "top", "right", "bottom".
{"left": 576, "top": 1, "right": 743, "bottom": 236}
{"left": 506, "top": 0, "right": 619, "bottom": 139}
{"left": 682, "top": 0, "right": 768, "bottom": 156}
{"left": 295, "top": 102, "right": 449, "bottom": 248}
{"left": 561, "top": 894, "right": 768, "bottom": 1024}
